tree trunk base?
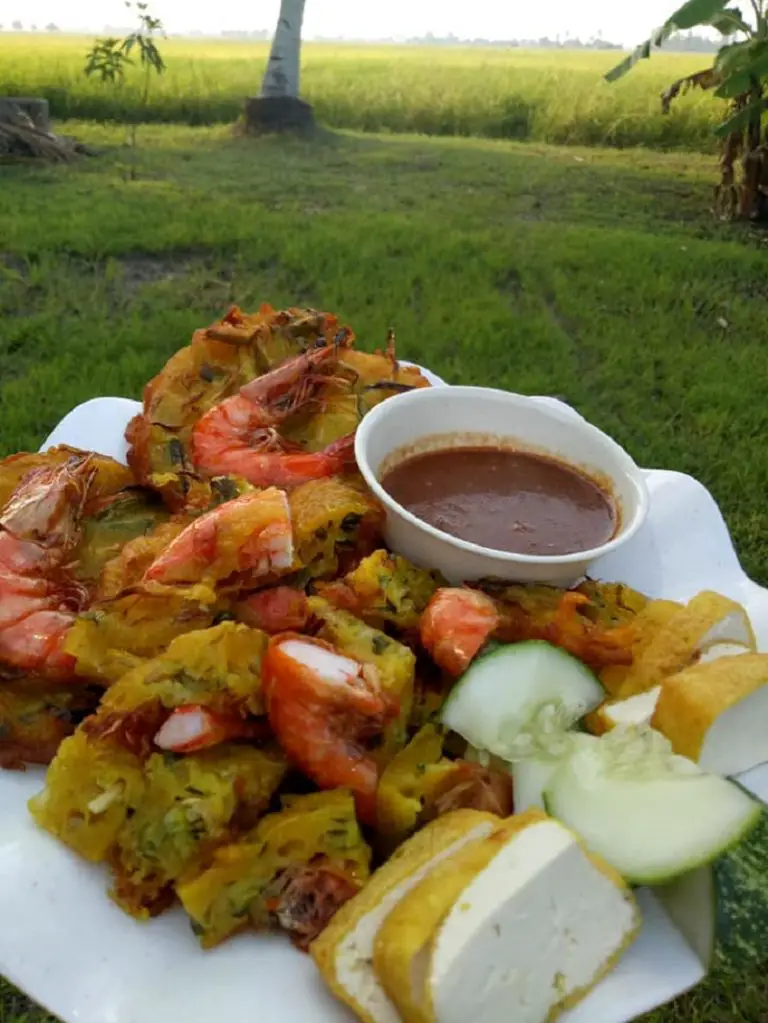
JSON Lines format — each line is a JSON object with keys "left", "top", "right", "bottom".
{"left": 0, "top": 97, "right": 96, "bottom": 163}
{"left": 0, "top": 97, "right": 50, "bottom": 133}
{"left": 242, "top": 96, "right": 315, "bottom": 136}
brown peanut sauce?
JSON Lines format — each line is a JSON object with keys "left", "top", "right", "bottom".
{"left": 380, "top": 446, "right": 616, "bottom": 556}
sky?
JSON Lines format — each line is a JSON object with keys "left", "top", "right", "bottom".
{"left": 0, "top": 0, "right": 688, "bottom": 44}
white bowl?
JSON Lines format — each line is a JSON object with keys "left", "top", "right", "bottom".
{"left": 354, "top": 386, "right": 650, "bottom": 586}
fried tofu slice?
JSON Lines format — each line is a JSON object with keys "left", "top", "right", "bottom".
{"left": 374, "top": 810, "right": 639, "bottom": 1023}
{"left": 311, "top": 810, "right": 498, "bottom": 1023}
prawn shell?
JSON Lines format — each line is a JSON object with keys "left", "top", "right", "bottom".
{"left": 143, "top": 487, "right": 294, "bottom": 590}
{"left": 0, "top": 447, "right": 134, "bottom": 516}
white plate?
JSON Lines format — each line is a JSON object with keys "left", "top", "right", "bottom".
{"left": 2, "top": 370, "right": 767, "bottom": 1023}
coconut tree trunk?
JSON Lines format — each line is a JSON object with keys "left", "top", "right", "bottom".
{"left": 262, "top": 0, "right": 306, "bottom": 99}
{"left": 243, "top": 0, "right": 313, "bottom": 134}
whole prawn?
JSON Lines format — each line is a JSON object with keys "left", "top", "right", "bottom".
{"left": 191, "top": 345, "right": 357, "bottom": 488}
{"left": 0, "top": 456, "right": 95, "bottom": 678}
{"left": 262, "top": 634, "right": 398, "bottom": 825}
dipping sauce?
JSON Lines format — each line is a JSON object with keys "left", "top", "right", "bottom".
{"left": 379, "top": 447, "right": 616, "bottom": 556}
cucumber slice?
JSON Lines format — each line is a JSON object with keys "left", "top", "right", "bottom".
{"left": 510, "top": 757, "right": 562, "bottom": 813}
{"left": 440, "top": 640, "right": 604, "bottom": 761}
{"left": 544, "top": 727, "right": 762, "bottom": 886}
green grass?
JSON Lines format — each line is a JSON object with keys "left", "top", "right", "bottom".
{"left": 0, "top": 33, "right": 730, "bottom": 150}
{"left": 2, "top": 123, "right": 768, "bottom": 1021}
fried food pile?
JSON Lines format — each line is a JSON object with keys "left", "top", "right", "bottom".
{"left": 0, "top": 303, "right": 755, "bottom": 961}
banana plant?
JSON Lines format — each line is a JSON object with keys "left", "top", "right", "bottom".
{"left": 606, "top": 0, "right": 768, "bottom": 220}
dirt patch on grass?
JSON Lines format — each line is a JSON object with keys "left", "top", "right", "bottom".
{"left": 118, "top": 251, "right": 205, "bottom": 289}
{"left": 495, "top": 266, "right": 523, "bottom": 302}
{"left": 0, "top": 253, "right": 27, "bottom": 277}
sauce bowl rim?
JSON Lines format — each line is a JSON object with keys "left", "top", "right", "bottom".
{"left": 354, "top": 385, "right": 651, "bottom": 566}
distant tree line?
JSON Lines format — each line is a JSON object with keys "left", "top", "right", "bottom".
{"left": 3, "top": 21, "right": 58, "bottom": 31}
{"left": 0, "top": 20, "right": 721, "bottom": 55}
{"left": 400, "top": 30, "right": 720, "bottom": 53}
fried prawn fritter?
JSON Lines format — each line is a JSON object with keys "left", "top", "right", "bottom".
{"left": 479, "top": 580, "right": 644, "bottom": 671}
{"left": 290, "top": 476, "right": 383, "bottom": 582}
{"left": 63, "top": 588, "right": 219, "bottom": 685}
{"left": 72, "top": 487, "right": 170, "bottom": 590}
{"left": 309, "top": 598, "right": 415, "bottom": 766}
{"left": 30, "top": 726, "right": 287, "bottom": 918}
{"left": 126, "top": 305, "right": 354, "bottom": 510}
{"left": 29, "top": 729, "right": 147, "bottom": 861}
{"left": 281, "top": 347, "right": 431, "bottom": 453}
{"left": 85, "top": 623, "right": 269, "bottom": 756}
{"left": 0, "top": 678, "right": 101, "bottom": 769}
{"left": 110, "top": 744, "right": 287, "bottom": 918}
{"left": 0, "top": 446, "right": 134, "bottom": 514}
{"left": 178, "top": 790, "right": 370, "bottom": 949}
{"left": 376, "top": 724, "right": 456, "bottom": 852}
{"left": 316, "top": 549, "right": 444, "bottom": 631}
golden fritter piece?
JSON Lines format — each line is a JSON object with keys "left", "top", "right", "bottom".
{"left": 376, "top": 724, "right": 456, "bottom": 852}
{"left": 63, "top": 588, "right": 219, "bottom": 685}
{"left": 0, "top": 678, "right": 100, "bottom": 770}
{"left": 110, "top": 744, "right": 287, "bottom": 918}
{"left": 73, "top": 489, "right": 170, "bottom": 590}
{"left": 29, "top": 729, "right": 147, "bottom": 862}
{"left": 316, "top": 549, "right": 444, "bottom": 631}
{"left": 30, "top": 725, "right": 286, "bottom": 919}
{"left": 290, "top": 476, "right": 383, "bottom": 581}
{"left": 178, "top": 790, "right": 370, "bottom": 949}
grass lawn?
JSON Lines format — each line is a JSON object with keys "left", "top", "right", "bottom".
{"left": 2, "top": 122, "right": 768, "bottom": 1022}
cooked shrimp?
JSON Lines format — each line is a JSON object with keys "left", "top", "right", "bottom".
{"left": 144, "top": 487, "right": 294, "bottom": 587}
{"left": 420, "top": 587, "right": 500, "bottom": 676}
{"left": 264, "top": 864, "right": 360, "bottom": 950}
{"left": 191, "top": 346, "right": 357, "bottom": 487}
{"left": 262, "top": 634, "right": 397, "bottom": 824}
{"left": 153, "top": 705, "right": 269, "bottom": 754}
{"left": 424, "top": 761, "right": 514, "bottom": 820}
{"left": 0, "top": 456, "right": 95, "bottom": 678}
{"left": 234, "top": 586, "right": 310, "bottom": 634}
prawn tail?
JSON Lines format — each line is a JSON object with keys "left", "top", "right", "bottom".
{"left": 322, "top": 432, "right": 357, "bottom": 471}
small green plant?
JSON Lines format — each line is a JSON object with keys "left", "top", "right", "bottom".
{"left": 606, "top": 0, "right": 768, "bottom": 221}
{"left": 84, "top": 1, "right": 166, "bottom": 172}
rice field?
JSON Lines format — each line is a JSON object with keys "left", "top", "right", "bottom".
{"left": 0, "top": 33, "right": 728, "bottom": 151}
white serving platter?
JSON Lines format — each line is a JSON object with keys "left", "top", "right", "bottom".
{"left": 1, "top": 367, "right": 767, "bottom": 1023}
